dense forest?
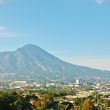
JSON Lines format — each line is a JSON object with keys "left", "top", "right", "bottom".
{"left": 0, "top": 88, "right": 110, "bottom": 110}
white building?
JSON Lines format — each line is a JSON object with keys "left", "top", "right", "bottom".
{"left": 74, "top": 79, "right": 80, "bottom": 87}
{"left": 9, "top": 81, "right": 27, "bottom": 89}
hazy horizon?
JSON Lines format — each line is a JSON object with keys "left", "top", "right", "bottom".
{"left": 0, "top": 43, "right": 109, "bottom": 71}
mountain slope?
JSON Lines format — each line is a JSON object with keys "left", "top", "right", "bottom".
{"left": 0, "top": 44, "right": 110, "bottom": 81}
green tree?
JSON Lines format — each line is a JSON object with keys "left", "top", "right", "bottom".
{"left": 82, "top": 99, "right": 93, "bottom": 110}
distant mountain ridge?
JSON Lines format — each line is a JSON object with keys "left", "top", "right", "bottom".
{"left": 0, "top": 44, "right": 110, "bottom": 81}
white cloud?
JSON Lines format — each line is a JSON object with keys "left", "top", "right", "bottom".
{"left": 96, "top": 0, "right": 105, "bottom": 4}
{"left": 0, "top": 26, "right": 16, "bottom": 38}
{"left": 0, "top": 0, "right": 7, "bottom": 5}
{"left": 0, "top": 26, "right": 8, "bottom": 31}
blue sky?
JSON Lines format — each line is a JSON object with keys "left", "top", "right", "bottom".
{"left": 0, "top": 0, "right": 110, "bottom": 70}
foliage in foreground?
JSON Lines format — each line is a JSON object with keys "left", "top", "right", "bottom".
{"left": 0, "top": 90, "right": 110, "bottom": 110}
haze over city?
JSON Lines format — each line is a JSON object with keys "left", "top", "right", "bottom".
{"left": 0, "top": 0, "right": 110, "bottom": 70}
